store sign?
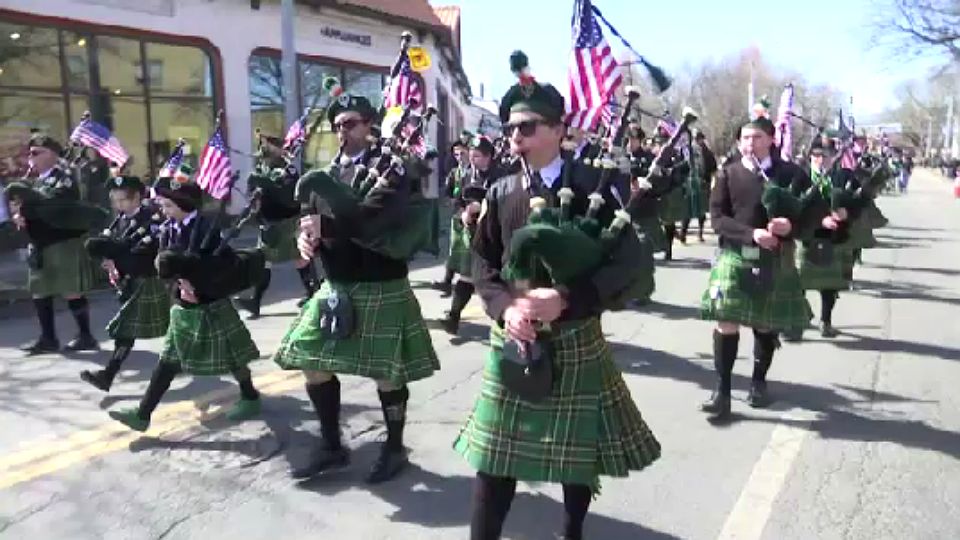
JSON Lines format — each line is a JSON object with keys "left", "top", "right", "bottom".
{"left": 321, "top": 27, "right": 372, "bottom": 47}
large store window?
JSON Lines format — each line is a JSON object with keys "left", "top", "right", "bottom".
{"left": 0, "top": 18, "right": 220, "bottom": 181}
{"left": 248, "top": 51, "right": 386, "bottom": 167}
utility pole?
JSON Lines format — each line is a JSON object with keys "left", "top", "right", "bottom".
{"left": 281, "top": 0, "right": 298, "bottom": 129}
{"left": 944, "top": 95, "right": 954, "bottom": 158}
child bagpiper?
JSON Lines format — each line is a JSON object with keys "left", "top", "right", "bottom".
{"left": 81, "top": 175, "right": 170, "bottom": 391}
{"left": 108, "top": 177, "right": 262, "bottom": 431}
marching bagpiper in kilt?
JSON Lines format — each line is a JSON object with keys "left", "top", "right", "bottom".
{"left": 4, "top": 134, "right": 109, "bottom": 355}
{"left": 653, "top": 128, "right": 691, "bottom": 261}
{"left": 791, "top": 138, "right": 864, "bottom": 340}
{"left": 273, "top": 94, "right": 439, "bottom": 484}
{"left": 440, "top": 136, "right": 504, "bottom": 335}
{"left": 234, "top": 135, "right": 317, "bottom": 319}
{"left": 108, "top": 180, "right": 262, "bottom": 432}
{"left": 699, "top": 114, "right": 813, "bottom": 421}
{"left": 80, "top": 175, "right": 170, "bottom": 391}
{"left": 454, "top": 52, "right": 659, "bottom": 540}
{"left": 680, "top": 129, "right": 718, "bottom": 244}
{"left": 433, "top": 136, "right": 473, "bottom": 297}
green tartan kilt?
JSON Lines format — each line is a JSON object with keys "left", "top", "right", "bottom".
{"left": 454, "top": 319, "right": 661, "bottom": 488}
{"left": 700, "top": 246, "right": 812, "bottom": 332}
{"left": 846, "top": 217, "right": 877, "bottom": 250}
{"left": 159, "top": 298, "right": 260, "bottom": 376}
{"left": 686, "top": 180, "right": 709, "bottom": 218}
{"left": 106, "top": 277, "right": 171, "bottom": 340}
{"left": 659, "top": 189, "right": 689, "bottom": 224}
{"left": 619, "top": 233, "right": 656, "bottom": 304}
{"left": 28, "top": 237, "right": 99, "bottom": 297}
{"left": 446, "top": 217, "right": 473, "bottom": 276}
{"left": 797, "top": 244, "right": 851, "bottom": 291}
{"left": 273, "top": 278, "right": 439, "bottom": 385}
{"left": 258, "top": 216, "right": 300, "bottom": 263}
{"left": 634, "top": 216, "right": 667, "bottom": 254}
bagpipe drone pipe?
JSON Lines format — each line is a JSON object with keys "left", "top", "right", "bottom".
{"left": 294, "top": 103, "right": 440, "bottom": 261}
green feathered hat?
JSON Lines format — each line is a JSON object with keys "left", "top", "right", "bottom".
{"left": 106, "top": 175, "right": 145, "bottom": 193}
{"left": 327, "top": 93, "right": 377, "bottom": 124}
{"left": 499, "top": 50, "right": 565, "bottom": 124}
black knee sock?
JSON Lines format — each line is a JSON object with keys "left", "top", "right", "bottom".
{"left": 752, "top": 330, "right": 779, "bottom": 382}
{"left": 137, "top": 362, "right": 181, "bottom": 420}
{"left": 104, "top": 338, "right": 135, "bottom": 377}
{"left": 251, "top": 268, "right": 272, "bottom": 305}
{"left": 233, "top": 368, "right": 260, "bottom": 400}
{"left": 714, "top": 330, "right": 739, "bottom": 395}
{"left": 297, "top": 265, "right": 318, "bottom": 297}
{"left": 442, "top": 267, "right": 455, "bottom": 287}
{"left": 562, "top": 483, "right": 593, "bottom": 540}
{"left": 680, "top": 218, "right": 691, "bottom": 239}
{"left": 33, "top": 296, "right": 56, "bottom": 341}
{"left": 67, "top": 297, "right": 92, "bottom": 337}
{"left": 306, "top": 378, "right": 342, "bottom": 450}
{"left": 820, "top": 290, "right": 838, "bottom": 325}
{"left": 378, "top": 386, "right": 409, "bottom": 452}
{"left": 471, "top": 472, "right": 518, "bottom": 540}
{"left": 449, "top": 281, "right": 475, "bottom": 319}
{"left": 698, "top": 216, "right": 706, "bottom": 238}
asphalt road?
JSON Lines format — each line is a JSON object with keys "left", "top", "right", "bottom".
{"left": 1, "top": 169, "right": 958, "bottom": 540}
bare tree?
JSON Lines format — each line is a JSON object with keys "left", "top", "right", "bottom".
{"left": 871, "top": 0, "right": 960, "bottom": 61}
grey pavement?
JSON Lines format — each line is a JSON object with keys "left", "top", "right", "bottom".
{"left": 0, "top": 170, "right": 958, "bottom": 540}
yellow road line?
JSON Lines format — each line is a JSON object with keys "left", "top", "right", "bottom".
{"left": 0, "top": 371, "right": 303, "bottom": 490}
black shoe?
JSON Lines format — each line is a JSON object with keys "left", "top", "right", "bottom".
{"left": 432, "top": 281, "right": 452, "bottom": 297}
{"left": 820, "top": 323, "right": 839, "bottom": 338}
{"left": 441, "top": 312, "right": 460, "bottom": 335}
{"left": 290, "top": 445, "right": 350, "bottom": 480}
{"left": 781, "top": 330, "right": 803, "bottom": 342}
{"left": 80, "top": 369, "right": 114, "bottom": 392}
{"left": 747, "top": 380, "right": 771, "bottom": 408}
{"left": 365, "top": 444, "right": 408, "bottom": 484}
{"left": 21, "top": 337, "right": 60, "bottom": 355}
{"left": 234, "top": 297, "right": 261, "bottom": 320}
{"left": 700, "top": 391, "right": 731, "bottom": 421}
{"left": 65, "top": 334, "right": 100, "bottom": 352}
{"left": 698, "top": 234, "right": 706, "bottom": 243}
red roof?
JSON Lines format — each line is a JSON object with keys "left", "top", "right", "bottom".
{"left": 302, "top": 0, "right": 445, "bottom": 32}
{"left": 433, "top": 5, "right": 461, "bottom": 54}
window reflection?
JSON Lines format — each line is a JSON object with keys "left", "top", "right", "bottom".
{"left": 62, "top": 31, "right": 92, "bottom": 91}
{"left": 146, "top": 43, "right": 213, "bottom": 97}
{"left": 0, "top": 23, "right": 61, "bottom": 88}
{"left": 343, "top": 68, "right": 384, "bottom": 108}
{"left": 0, "top": 91, "right": 66, "bottom": 177}
{"left": 96, "top": 35, "right": 145, "bottom": 96}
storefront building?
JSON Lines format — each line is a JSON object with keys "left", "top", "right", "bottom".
{"left": 0, "top": 0, "right": 471, "bottom": 199}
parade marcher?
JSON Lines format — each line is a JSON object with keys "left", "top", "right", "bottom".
{"left": 5, "top": 134, "right": 108, "bottom": 355}
{"left": 653, "top": 128, "right": 690, "bottom": 261}
{"left": 235, "top": 134, "right": 315, "bottom": 318}
{"left": 108, "top": 178, "right": 262, "bottom": 431}
{"left": 441, "top": 136, "right": 502, "bottom": 335}
{"left": 80, "top": 175, "right": 170, "bottom": 391}
{"left": 273, "top": 94, "right": 439, "bottom": 484}
{"left": 792, "top": 140, "right": 859, "bottom": 340}
{"left": 454, "top": 52, "right": 660, "bottom": 540}
{"left": 680, "top": 129, "right": 717, "bottom": 244}
{"left": 626, "top": 129, "right": 667, "bottom": 256}
{"left": 699, "top": 115, "right": 813, "bottom": 421}
{"left": 433, "top": 138, "right": 472, "bottom": 297}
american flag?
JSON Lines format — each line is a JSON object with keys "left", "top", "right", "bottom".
{"left": 195, "top": 128, "right": 233, "bottom": 200}
{"left": 384, "top": 48, "right": 422, "bottom": 109}
{"left": 282, "top": 111, "right": 308, "bottom": 152}
{"left": 159, "top": 140, "right": 185, "bottom": 178}
{"left": 656, "top": 113, "right": 678, "bottom": 138}
{"left": 566, "top": 0, "right": 622, "bottom": 131}
{"left": 70, "top": 119, "right": 129, "bottom": 166}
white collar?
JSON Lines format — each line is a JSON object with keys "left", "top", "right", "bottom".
{"left": 38, "top": 167, "right": 55, "bottom": 178}
{"left": 538, "top": 154, "right": 565, "bottom": 189}
{"left": 178, "top": 210, "right": 198, "bottom": 227}
{"left": 741, "top": 155, "right": 772, "bottom": 172}
{"left": 349, "top": 150, "right": 365, "bottom": 164}
{"left": 573, "top": 140, "right": 589, "bottom": 160}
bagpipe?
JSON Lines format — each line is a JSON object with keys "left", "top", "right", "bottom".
{"left": 624, "top": 106, "right": 700, "bottom": 213}
{"left": 294, "top": 35, "right": 439, "bottom": 262}
{"left": 85, "top": 205, "right": 164, "bottom": 301}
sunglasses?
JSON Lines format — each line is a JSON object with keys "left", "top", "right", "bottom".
{"left": 505, "top": 119, "right": 549, "bottom": 138}
{"left": 28, "top": 149, "right": 48, "bottom": 157}
{"left": 333, "top": 118, "right": 363, "bottom": 132}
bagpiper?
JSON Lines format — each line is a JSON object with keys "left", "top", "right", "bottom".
{"left": 235, "top": 134, "right": 316, "bottom": 319}
{"left": 273, "top": 93, "right": 439, "bottom": 483}
{"left": 4, "top": 134, "right": 108, "bottom": 355}
{"left": 107, "top": 177, "right": 263, "bottom": 431}
{"left": 433, "top": 136, "right": 473, "bottom": 297}
{"left": 440, "top": 135, "right": 504, "bottom": 335}
{"left": 679, "top": 129, "right": 717, "bottom": 243}
{"left": 699, "top": 114, "right": 814, "bottom": 421}
{"left": 654, "top": 126, "right": 691, "bottom": 261}
{"left": 454, "top": 51, "right": 660, "bottom": 540}
{"left": 80, "top": 175, "right": 170, "bottom": 391}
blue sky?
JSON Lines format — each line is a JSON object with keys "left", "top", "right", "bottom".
{"left": 432, "top": 0, "right": 942, "bottom": 119}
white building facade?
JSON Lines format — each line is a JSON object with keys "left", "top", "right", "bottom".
{"left": 0, "top": 0, "right": 471, "bottom": 201}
